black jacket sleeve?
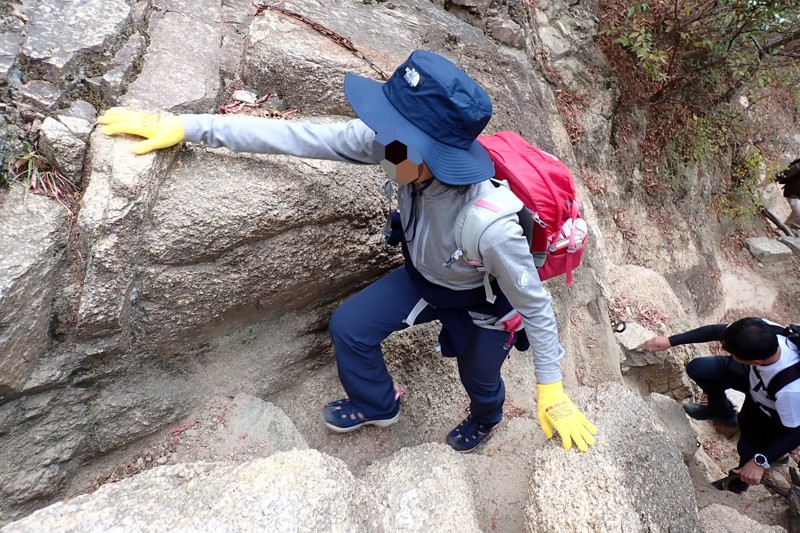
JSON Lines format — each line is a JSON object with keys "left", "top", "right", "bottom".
{"left": 763, "top": 426, "right": 800, "bottom": 463}
{"left": 668, "top": 324, "right": 729, "bottom": 347}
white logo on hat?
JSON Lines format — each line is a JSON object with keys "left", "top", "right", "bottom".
{"left": 404, "top": 67, "right": 420, "bottom": 88}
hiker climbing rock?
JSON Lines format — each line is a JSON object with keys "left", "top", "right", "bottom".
{"left": 776, "top": 157, "right": 800, "bottom": 236}
{"left": 98, "top": 49, "right": 597, "bottom": 453}
{"left": 642, "top": 318, "right": 800, "bottom": 492}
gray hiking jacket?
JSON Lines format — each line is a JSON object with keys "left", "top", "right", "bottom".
{"left": 182, "top": 115, "right": 565, "bottom": 384}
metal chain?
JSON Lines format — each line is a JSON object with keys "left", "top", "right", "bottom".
{"left": 252, "top": 2, "right": 390, "bottom": 81}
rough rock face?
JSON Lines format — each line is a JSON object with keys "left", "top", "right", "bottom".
{"left": 699, "top": 504, "right": 786, "bottom": 533}
{"left": 0, "top": 185, "right": 66, "bottom": 395}
{"left": 2, "top": 400, "right": 705, "bottom": 533}
{"left": 3, "top": 0, "right": 620, "bottom": 521}
{"left": 363, "top": 444, "right": 481, "bottom": 532}
{"left": 2, "top": 451, "right": 385, "bottom": 533}
{"left": 526, "top": 383, "right": 701, "bottom": 532}
{"left": 2, "top": 443, "right": 486, "bottom": 533}
{"left": 19, "top": 0, "right": 131, "bottom": 85}
{"left": 1, "top": 0, "right": 796, "bottom": 529}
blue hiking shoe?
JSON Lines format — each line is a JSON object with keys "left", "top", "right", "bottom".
{"left": 322, "top": 399, "right": 400, "bottom": 433}
{"left": 446, "top": 414, "right": 498, "bottom": 453}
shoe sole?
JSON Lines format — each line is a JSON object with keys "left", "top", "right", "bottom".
{"left": 322, "top": 410, "right": 400, "bottom": 433}
{"left": 449, "top": 442, "right": 485, "bottom": 454}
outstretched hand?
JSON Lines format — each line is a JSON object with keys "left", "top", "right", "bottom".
{"left": 98, "top": 108, "right": 185, "bottom": 155}
{"left": 640, "top": 336, "right": 671, "bottom": 352}
{"left": 536, "top": 381, "right": 597, "bottom": 452}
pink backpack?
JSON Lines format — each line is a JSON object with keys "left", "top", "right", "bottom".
{"left": 452, "top": 131, "right": 587, "bottom": 299}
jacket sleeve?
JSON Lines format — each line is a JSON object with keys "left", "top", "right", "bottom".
{"left": 181, "top": 115, "right": 381, "bottom": 164}
{"left": 478, "top": 216, "right": 564, "bottom": 385}
{"left": 668, "top": 324, "right": 728, "bottom": 346}
{"left": 761, "top": 426, "right": 800, "bottom": 463}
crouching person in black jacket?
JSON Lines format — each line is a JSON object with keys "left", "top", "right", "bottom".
{"left": 642, "top": 317, "right": 800, "bottom": 493}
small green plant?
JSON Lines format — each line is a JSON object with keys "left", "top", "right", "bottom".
{"left": 4, "top": 141, "right": 78, "bottom": 215}
{"left": 599, "top": 0, "right": 800, "bottom": 175}
{"left": 722, "top": 146, "right": 766, "bottom": 224}
{"left": 612, "top": 3, "right": 669, "bottom": 82}
{"left": 664, "top": 108, "right": 742, "bottom": 189}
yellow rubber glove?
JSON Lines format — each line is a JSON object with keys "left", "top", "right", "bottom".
{"left": 536, "top": 381, "right": 598, "bottom": 452}
{"left": 98, "top": 108, "right": 185, "bottom": 155}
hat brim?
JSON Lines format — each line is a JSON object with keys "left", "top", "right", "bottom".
{"left": 344, "top": 73, "right": 494, "bottom": 186}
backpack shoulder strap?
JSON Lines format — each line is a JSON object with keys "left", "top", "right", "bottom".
{"left": 769, "top": 324, "right": 800, "bottom": 350}
{"left": 763, "top": 323, "right": 800, "bottom": 400}
{"left": 450, "top": 184, "right": 523, "bottom": 304}
{"left": 766, "top": 361, "right": 800, "bottom": 401}
{"left": 454, "top": 183, "right": 523, "bottom": 265}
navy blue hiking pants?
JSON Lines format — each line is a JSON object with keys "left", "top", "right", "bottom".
{"left": 686, "top": 356, "right": 749, "bottom": 407}
{"left": 329, "top": 267, "right": 511, "bottom": 425}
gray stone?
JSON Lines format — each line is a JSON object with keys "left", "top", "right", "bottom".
{"left": 242, "top": 10, "right": 399, "bottom": 117}
{"left": 0, "top": 185, "right": 67, "bottom": 394}
{"left": 698, "top": 504, "right": 785, "bottom": 533}
{"left": 0, "top": 388, "right": 92, "bottom": 522}
{"left": 648, "top": 393, "right": 697, "bottom": 461}
{"left": 75, "top": 131, "right": 177, "bottom": 345}
{"left": 86, "top": 32, "right": 145, "bottom": 104}
{"left": 779, "top": 235, "right": 800, "bottom": 255}
{"left": 2, "top": 452, "right": 384, "bottom": 532}
{"left": 59, "top": 100, "right": 97, "bottom": 123}
{"left": 121, "top": 9, "right": 222, "bottom": 112}
{"left": 364, "top": 444, "right": 481, "bottom": 532}
{"left": 487, "top": 18, "right": 526, "bottom": 48}
{"left": 38, "top": 116, "right": 89, "bottom": 184}
{"left": 526, "top": 383, "right": 701, "bottom": 532}
{"left": 19, "top": 0, "right": 130, "bottom": 83}
{"left": 240, "top": 0, "right": 553, "bottom": 143}
{"left": 617, "top": 321, "right": 664, "bottom": 370}
{"left": 0, "top": 33, "right": 22, "bottom": 79}
{"left": 54, "top": 116, "right": 92, "bottom": 143}
{"left": 450, "top": 0, "right": 492, "bottom": 10}
{"left": 614, "top": 321, "right": 657, "bottom": 352}
{"left": 16, "top": 80, "right": 61, "bottom": 110}
{"left": 221, "top": 393, "right": 308, "bottom": 454}
{"left": 744, "top": 236, "right": 792, "bottom": 263}
{"left": 130, "top": 143, "right": 393, "bottom": 352}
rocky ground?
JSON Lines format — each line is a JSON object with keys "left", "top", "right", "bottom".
{"left": 2, "top": 0, "right": 800, "bottom": 530}
{"left": 60, "top": 232, "right": 800, "bottom": 530}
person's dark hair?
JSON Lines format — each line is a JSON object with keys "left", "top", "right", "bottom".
{"left": 720, "top": 317, "right": 779, "bottom": 361}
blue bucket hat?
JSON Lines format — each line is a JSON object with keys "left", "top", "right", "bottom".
{"left": 344, "top": 50, "right": 494, "bottom": 185}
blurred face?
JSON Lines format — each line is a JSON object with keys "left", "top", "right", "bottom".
{"left": 375, "top": 135, "right": 432, "bottom": 185}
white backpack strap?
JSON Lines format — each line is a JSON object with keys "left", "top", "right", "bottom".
{"left": 402, "top": 298, "right": 430, "bottom": 326}
{"left": 454, "top": 185, "right": 523, "bottom": 264}
{"left": 380, "top": 179, "right": 394, "bottom": 242}
{"left": 447, "top": 185, "right": 524, "bottom": 303}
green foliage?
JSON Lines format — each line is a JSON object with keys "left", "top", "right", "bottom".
{"left": 665, "top": 105, "right": 743, "bottom": 183}
{"left": 0, "top": 160, "right": 8, "bottom": 189}
{"left": 722, "top": 146, "right": 767, "bottom": 223}
{"left": 612, "top": 3, "right": 669, "bottom": 82}
{"left": 604, "top": 0, "right": 800, "bottom": 106}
